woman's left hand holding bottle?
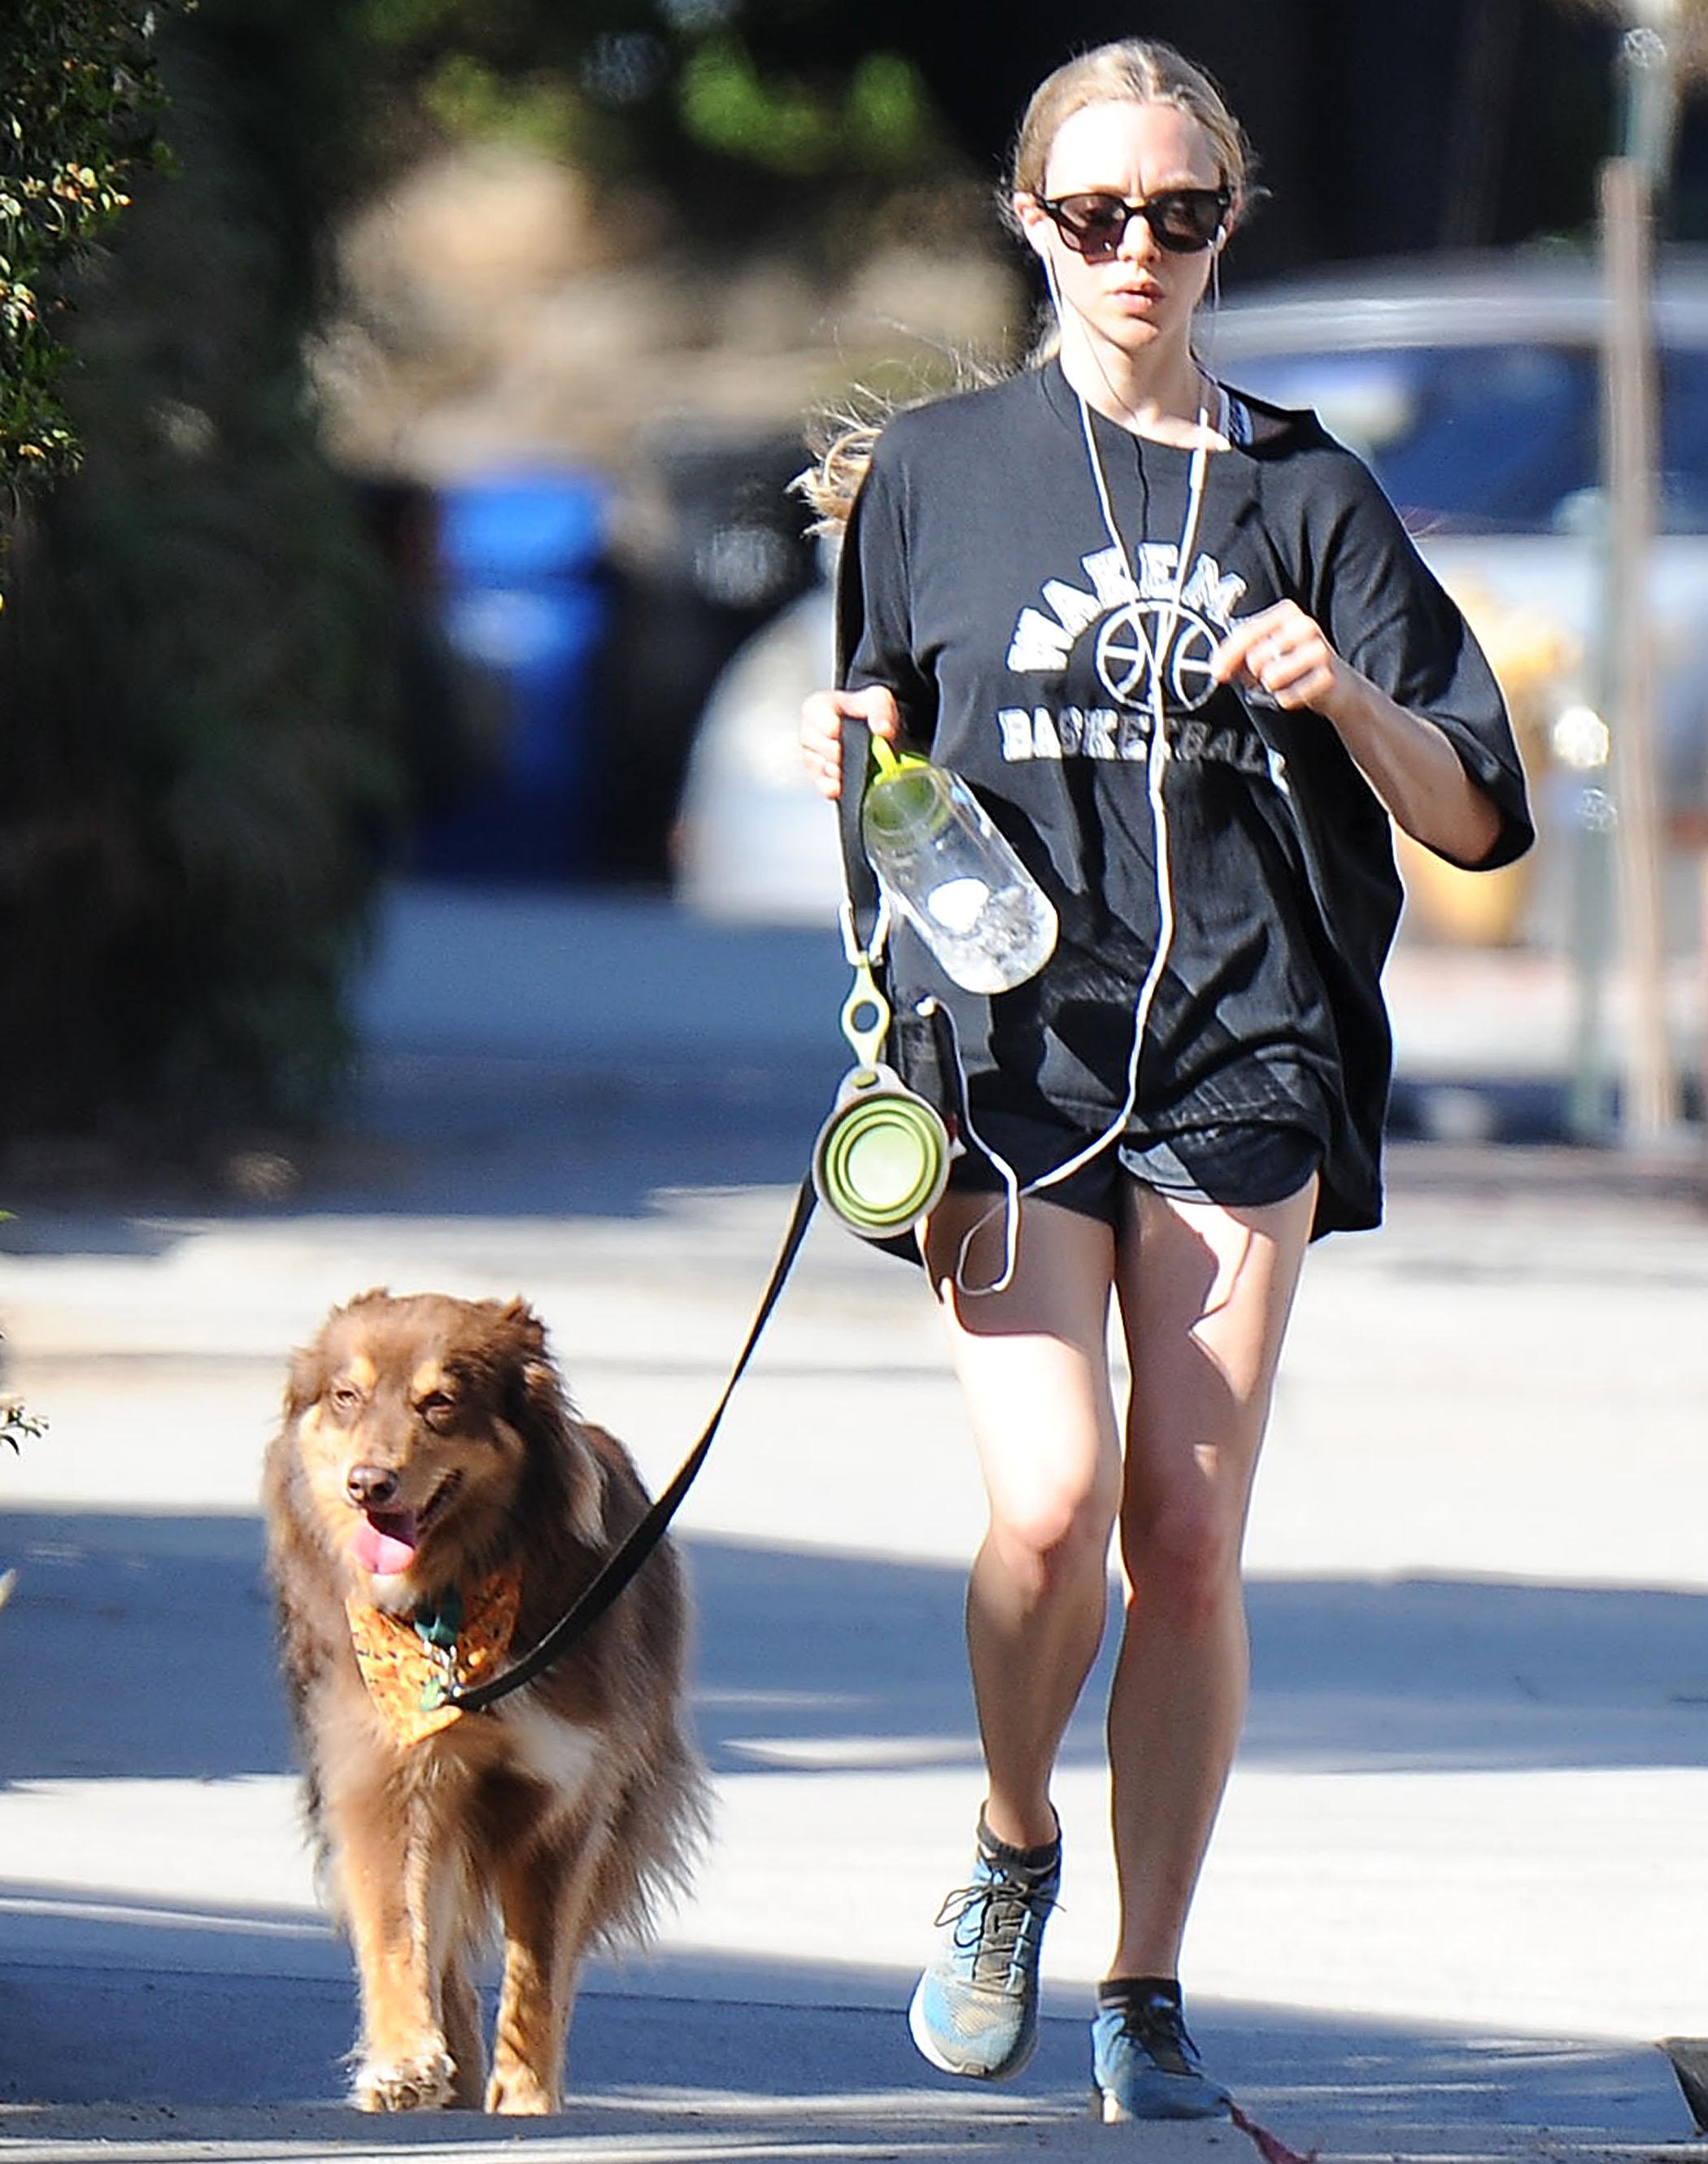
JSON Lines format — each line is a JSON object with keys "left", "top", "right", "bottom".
{"left": 801, "top": 685, "right": 902, "bottom": 802}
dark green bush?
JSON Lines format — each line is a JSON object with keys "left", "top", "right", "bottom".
{"left": 0, "top": 0, "right": 412, "bottom": 1156}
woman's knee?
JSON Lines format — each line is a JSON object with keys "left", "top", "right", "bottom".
{"left": 985, "top": 1474, "right": 1119, "bottom": 1602}
{"left": 1118, "top": 1492, "right": 1243, "bottom": 1636}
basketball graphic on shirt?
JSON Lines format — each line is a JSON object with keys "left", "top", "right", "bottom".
{"left": 1006, "top": 543, "right": 1240, "bottom": 716}
{"left": 1091, "top": 600, "right": 1220, "bottom": 713}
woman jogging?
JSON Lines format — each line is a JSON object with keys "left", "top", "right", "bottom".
{"left": 799, "top": 38, "right": 1532, "bottom": 2123}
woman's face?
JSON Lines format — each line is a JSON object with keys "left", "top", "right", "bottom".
{"left": 1016, "top": 98, "right": 1225, "bottom": 369}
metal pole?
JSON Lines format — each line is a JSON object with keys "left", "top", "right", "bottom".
{"left": 1619, "top": 17, "right": 1679, "bottom": 185}
{"left": 1598, "top": 150, "right": 1678, "bottom": 1138}
{"left": 1569, "top": 19, "right": 1675, "bottom": 1143}
{"left": 1564, "top": 753, "right": 1618, "bottom": 1142}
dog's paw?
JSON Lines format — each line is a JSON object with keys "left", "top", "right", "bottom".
{"left": 485, "top": 2065, "right": 561, "bottom": 2115}
{"left": 353, "top": 2045, "right": 458, "bottom": 2112}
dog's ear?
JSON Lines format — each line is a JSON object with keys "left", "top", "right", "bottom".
{"left": 283, "top": 1335, "right": 329, "bottom": 1423}
{"left": 494, "top": 1308, "right": 606, "bottom": 1548}
{"left": 557, "top": 1414, "right": 608, "bottom": 1548}
{"left": 490, "top": 1301, "right": 563, "bottom": 1422}
{"left": 509, "top": 1352, "right": 568, "bottom": 1430}
{"left": 495, "top": 1297, "right": 547, "bottom": 1353}
{"left": 285, "top": 1291, "right": 386, "bottom": 1420}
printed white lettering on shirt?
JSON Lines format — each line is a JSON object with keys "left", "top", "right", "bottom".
{"left": 996, "top": 708, "right": 1271, "bottom": 772}
{"left": 1179, "top": 556, "right": 1248, "bottom": 621}
{"left": 1006, "top": 546, "right": 1137, "bottom": 672}
{"left": 999, "top": 545, "right": 1267, "bottom": 769}
{"left": 1007, "top": 547, "right": 1248, "bottom": 716}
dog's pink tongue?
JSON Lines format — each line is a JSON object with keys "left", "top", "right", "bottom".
{"left": 351, "top": 1514, "right": 419, "bottom": 1577}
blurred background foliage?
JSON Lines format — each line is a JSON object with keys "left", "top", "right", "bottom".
{"left": 346, "top": 0, "right": 1690, "bottom": 263}
{"left": 0, "top": 0, "right": 1701, "bottom": 1173}
{"left": 0, "top": 0, "right": 409, "bottom": 1164}
{"left": 1, "top": 2, "right": 175, "bottom": 510}
{"left": 357, "top": 0, "right": 952, "bottom": 233}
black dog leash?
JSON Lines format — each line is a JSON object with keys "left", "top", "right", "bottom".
{"left": 445, "top": 1173, "right": 817, "bottom": 1713}
{"left": 451, "top": 722, "right": 877, "bottom": 1716}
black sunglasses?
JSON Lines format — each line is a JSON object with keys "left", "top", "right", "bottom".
{"left": 1033, "top": 187, "right": 1230, "bottom": 258}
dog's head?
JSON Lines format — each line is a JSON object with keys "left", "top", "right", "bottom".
{"left": 280, "top": 1290, "right": 603, "bottom": 1602}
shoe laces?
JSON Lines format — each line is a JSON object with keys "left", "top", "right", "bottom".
{"left": 934, "top": 1866, "right": 1057, "bottom": 1988}
{"left": 1108, "top": 1994, "right": 1202, "bottom": 2079}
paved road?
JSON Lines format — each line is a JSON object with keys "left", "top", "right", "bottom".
{"left": 2, "top": 885, "right": 1706, "bottom": 2162}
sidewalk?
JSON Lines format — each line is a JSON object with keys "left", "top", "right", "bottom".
{"left": 1, "top": 883, "right": 1706, "bottom": 2161}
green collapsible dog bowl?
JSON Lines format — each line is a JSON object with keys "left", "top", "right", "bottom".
{"left": 813, "top": 1066, "right": 951, "bottom": 1239}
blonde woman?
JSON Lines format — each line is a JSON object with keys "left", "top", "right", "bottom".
{"left": 801, "top": 41, "right": 1531, "bottom": 2121}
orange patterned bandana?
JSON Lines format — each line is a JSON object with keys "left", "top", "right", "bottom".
{"left": 345, "top": 1565, "right": 523, "bottom": 1747}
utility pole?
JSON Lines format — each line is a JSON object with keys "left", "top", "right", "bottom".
{"left": 1594, "top": 12, "right": 1681, "bottom": 1141}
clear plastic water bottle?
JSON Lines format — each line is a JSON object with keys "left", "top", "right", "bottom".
{"left": 861, "top": 743, "right": 1058, "bottom": 995}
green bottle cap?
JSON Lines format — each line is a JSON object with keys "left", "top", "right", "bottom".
{"left": 863, "top": 742, "right": 948, "bottom": 843}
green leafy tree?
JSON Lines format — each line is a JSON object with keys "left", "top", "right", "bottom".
{"left": 1, "top": 2, "right": 179, "bottom": 538}
{"left": 355, "top": 0, "right": 956, "bottom": 251}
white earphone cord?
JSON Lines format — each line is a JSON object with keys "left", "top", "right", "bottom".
{"left": 951, "top": 256, "right": 1210, "bottom": 1295}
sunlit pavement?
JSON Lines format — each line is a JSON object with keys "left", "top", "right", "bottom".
{"left": 1, "top": 882, "right": 1706, "bottom": 2160}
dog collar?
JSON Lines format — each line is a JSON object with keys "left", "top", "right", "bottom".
{"left": 346, "top": 1565, "right": 523, "bottom": 1747}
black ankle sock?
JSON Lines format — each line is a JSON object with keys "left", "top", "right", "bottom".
{"left": 1098, "top": 1975, "right": 1182, "bottom": 2013}
{"left": 975, "top": 1813, "right": 1061, "bottom": 1876}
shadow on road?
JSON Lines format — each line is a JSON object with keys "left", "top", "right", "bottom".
{"left": 0, "top": 1913, "right": 1688, "bottom": 2143}
{"left": 4, "top": 1510, "right": 1708, "bottom": 1788}
{"left": 1, "top": 1508, "right": 1701, "bottom": 2138}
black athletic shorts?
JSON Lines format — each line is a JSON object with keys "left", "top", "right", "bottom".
{"left": 948, "top": 1105, "right": 1323, "bottom": 1224}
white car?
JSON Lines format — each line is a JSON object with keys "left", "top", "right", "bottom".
{"left": 673, "top": 250, "right": 1708, "bottom": 937}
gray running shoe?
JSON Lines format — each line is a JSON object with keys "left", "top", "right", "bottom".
{"left": 907, "top": 1821, "right": 1061, "bottom": 2081}
{"left": 1090, "top": 1990, "right": 1231, "bottom": 2120}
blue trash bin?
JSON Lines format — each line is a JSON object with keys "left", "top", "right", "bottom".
{"left": 419, "top": 470, "right": 610, "bottom": 882}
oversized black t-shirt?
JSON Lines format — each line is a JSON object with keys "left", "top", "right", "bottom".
{"left": 836, "top": 358, "right": 1533, "bottom": 1236}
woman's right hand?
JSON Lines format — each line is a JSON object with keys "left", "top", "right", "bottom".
{"left": 800, "top": 684, "right": 901, "bottom": 801}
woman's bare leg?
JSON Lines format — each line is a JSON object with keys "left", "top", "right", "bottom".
{"left": 1104, "top": 1178, "right": 1316, "bottom": 1979}
{"left": 922, "top": 1192, "right": 1122, "bottom": 1851}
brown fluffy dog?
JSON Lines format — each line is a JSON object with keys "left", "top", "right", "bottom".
{"left": 263, "top": 1290, "right": 705, "bottom": 2114}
